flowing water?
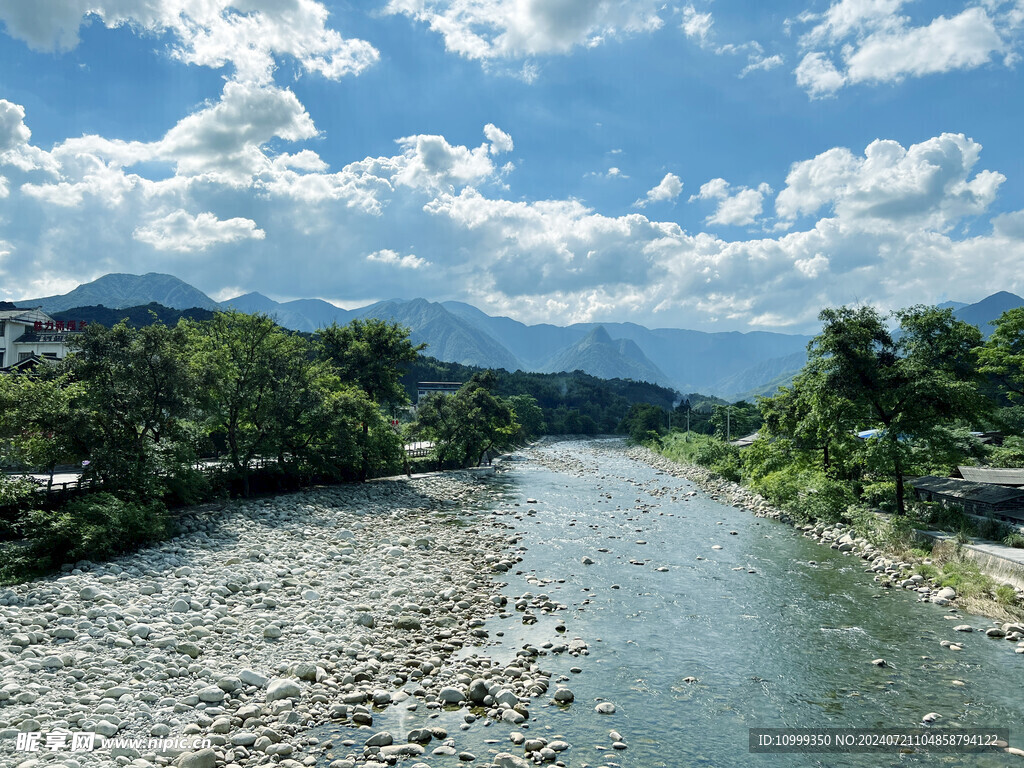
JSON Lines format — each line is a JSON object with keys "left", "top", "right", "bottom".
{"left": 315, "top": 438, "right": 1024, "bottom": 767}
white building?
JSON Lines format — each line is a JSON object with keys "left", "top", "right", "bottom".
{"left": 416, "top": 381, "right": 463, "bottom": 405}
{"left": 0, "top": 302, "right": 83, "bottom": 371}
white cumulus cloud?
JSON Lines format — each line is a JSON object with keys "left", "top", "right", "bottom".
{"left": 366, "top": 249, "right": 429, "bottom": 269}
{"left": 0, "top": 0, "right": 379, "bottom": 84}
{"left": 484, "top": 123, "right": 514, "bottom": 154}
{"left": 775, "top": 133, "right": 1004, "bottom": 231}
{"left": 635, "top": 173, "right": 683, "bottom": 207}
{"left": 0, "top": 100, "right": 32, "bottom": 152}
{"left": 383, "top": 0, "right": 664, "bottom": 62}
{"left": 682, "top": 5, "right": 713, "bottom": 43}
{"left": 793, "top": 1, "right": 1012, "bottom": 96}
{"left": 133, "top": 210, "right": 265, "bottom": 252}
{"left": 690, "top": 178, "right": 772, "bottom": 226}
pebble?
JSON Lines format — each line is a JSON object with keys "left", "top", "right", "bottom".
{"left": 0, "top": 470, "right": 559, "bottom": 768}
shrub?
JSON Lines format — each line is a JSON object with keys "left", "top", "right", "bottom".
{"left": 799, "top": 477, "right": 857, "bottom": 524}
{"left": 935, "top": 559, "right": 992, "bottom": 600}
{"left": 975, "top": 516, "right": 1012, "bottom": 542}
{"left": 924, "top": 501, "right": 971, "bottom": 532}
{"left": 1003, "top": 532, "right": 1024, "bottom": 549}
{"left": 862, "top": 481, "right": 897, "bottom": 512}
{"left": 19, "top": 493, "right": 170, "bottom": 574}
{"left": 162, "top": 467, "right": 214, "bottom": 508}
{"left": 995, "top": 584, "right": 1018, "bottom": 605}
{"left": 750, "top": 466, "right": 805, "bottom": 509}
{"left": 915, "top": 563, "right": 940, "bottom": 580}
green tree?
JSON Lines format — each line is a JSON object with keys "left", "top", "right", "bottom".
{"left": 978, "top": 306, "right": 1024, "bottom": 402}
{"left": 0, "top": 372, "right": 83, "bottom": 490}
{"left": 317, "top": 319, "right": 425, "bottom": 410}
{"left": 709, "top": 400, "right": 761, "bottom": 441}
{"left": 187, "top": 311, "right": 310, "bottom": 495}
{"left": 317, "top": 319, "right": 424, "bottom": 478}
{"left": 508, "top": 394, "right": 545, "bottom": 440}
{"left": 758, "top": 365, "right": 860, "bottom": 474}
{"left": 617, "top": 402, "right": 668, "bottom": 442}
{"left": 809, "top": 305, "right": 984, "bottom": 514}
{"left": 415, "top": 372, "right": 518, "bottom": 467}
{"left": 64, "top": 319, "right": 194, "bottom": 494}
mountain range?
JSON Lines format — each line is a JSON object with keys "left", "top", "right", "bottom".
{"left": 18, "top": 274, "right": 1024, "bottom": 400}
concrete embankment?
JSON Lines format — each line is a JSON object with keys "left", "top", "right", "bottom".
{"left": 915, "top": 530, "right": 1024, "bottom": 591}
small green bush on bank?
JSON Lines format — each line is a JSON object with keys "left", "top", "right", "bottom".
{"left": 0, "top": 493, "right": 171, "bottom": 582}
{"left": 659, "top": 433, "right": 742, "bottom": 482}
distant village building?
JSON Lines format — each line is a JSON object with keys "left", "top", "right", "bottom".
{"left": 911, "top": 475, "right": 1024, "bottom": 523}
{"left": 957, "top": 466, "right": 1024, "bottom": 487}
{"left": 0, "top": 302, "right": 83, "bottom": 372}
{"left": 416, "top": 381, "right": 462, "bottom": 405}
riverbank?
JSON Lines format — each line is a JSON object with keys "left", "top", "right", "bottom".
{"left": 627, "top": 443, "right": 1024, "bottom": 626}
{"left": 0, "top": 466, "right": 571, "bottom": 768}
{"left": 7, "top": 438, "right": 1023, "bottom": 768}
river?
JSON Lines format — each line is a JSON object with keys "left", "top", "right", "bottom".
{"left": 314, "top": 437, "right": 1024, "bottom": 767}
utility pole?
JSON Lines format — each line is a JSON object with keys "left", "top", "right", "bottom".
{"left": 727, "top": 405, "right": 731, "bottom": 442}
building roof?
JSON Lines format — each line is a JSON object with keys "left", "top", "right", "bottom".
{"left": 0, "top": 307, "right": 52, "bottom": 325}
{"left": 0, "top": 354, "right": 47, "bottom": 373}
{"left": 958, "top": 466, "right": 1024, "bottom": 487}
{"left": 729, "top": 432, "right": 760, "bottom": 448}
{"left": 0, "top": 311, "right": 42, "bottom": 323}
{"left": 911, "top": 475, "right": 1024, "bottom": 505}
{"left": 14, "top": 332, "right": 72, "bottom": 344}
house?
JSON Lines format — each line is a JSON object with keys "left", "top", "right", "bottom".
{"left": 0, "top": 302, "right": 83, "bottom": 372}
{"left": 911, "top": 475, "right": 1024, "bottom": 522}
{"left": 957, "top": 466, "right": 1024, "bottom": 487}
{"left": 416, "top": 381, "right": 463, "bottom": 405}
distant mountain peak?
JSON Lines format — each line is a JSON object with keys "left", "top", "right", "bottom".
{"left": 953, "top": 290, "right": 1024, "bottom": 338}
{"left": 19, "top": 272, "right": 219, "bottom": 313}
{"left": 541, "top": 324, "right": 673, "bottom": 388}
{"left": 584, "top": 325, "right": 613, "bottom": 344}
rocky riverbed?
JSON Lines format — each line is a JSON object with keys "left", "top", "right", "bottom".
{"left": 0, "top": 467, "right": 593, "bottom": 768}
{"left": 6, "top": 438, "right": 1024, "bottom": 768}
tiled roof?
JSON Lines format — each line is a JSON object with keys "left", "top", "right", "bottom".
{"left": 912, "top": 475, "right": 1024, "bottom": 505}
{"left": 958, "top": 466, "right": 1024, "bottom": 486}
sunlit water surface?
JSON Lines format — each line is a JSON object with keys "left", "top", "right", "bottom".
{"left": 313, "top": 439, "right": 1024, "bottom": 767}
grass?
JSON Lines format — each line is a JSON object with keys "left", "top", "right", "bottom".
{"left": 1003, "top": 532, "right": 1024, "bottom": 549}
{"left": 916, "top": 540, "right": 1024, "bottom": 621}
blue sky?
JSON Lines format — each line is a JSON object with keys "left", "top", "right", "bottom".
{"left": 1, "top": 0, "right": 1023, "bottom": 332}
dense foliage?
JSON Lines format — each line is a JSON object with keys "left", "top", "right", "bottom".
{"left": 52, "top": 303, "right": 215, "bottom": 328}
{"left": 403, "top": 357, "right": 677, "bottom": 434}
{"left": 413, "top": 371, "right": 519, "bottom": 468}
{"left": 0, "top": 313, "right": 535, "bottom": 581}
{"left": 656, "top": 303, "right": 1024, "bottom": 529}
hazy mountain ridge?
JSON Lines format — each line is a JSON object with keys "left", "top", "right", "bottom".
{"left": 22, "top": 273, "right": 220, "bottom": 312}
{"left": 952, "top": 291, "right": 1024, "bottom": 338}
{"left": 357, "top": 298, "right": 523, "bottom": 371}
{"left": 20, "top": 274, "right": 1024, "bottom": 399}
{"left": 220, "top": 292, "right": 353, "bottom": 332}
{"left": 718, "top": 351, "right": 810, "bottom": 402}
{"left": 539, "top": 326, "right": 674, "bottom": 388}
